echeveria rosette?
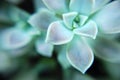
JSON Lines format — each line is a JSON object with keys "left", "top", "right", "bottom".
{"left": 28, "top": 0, "right": 120, "bottom": 73}
{"left": 0, "top": 2, "right": 38, "bottom": 57}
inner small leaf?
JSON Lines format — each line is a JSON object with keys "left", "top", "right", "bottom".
{"left": 74, "top": 15, "right": 80, "bottom": 24}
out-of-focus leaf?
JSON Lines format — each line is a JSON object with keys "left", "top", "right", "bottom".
{"left": 42, "top": 0, "right": 68, "bottom": 14}
{"left": 35, "top": 37, "right": 53, "bottom": 57}
{"left": 28, "top": 8, "right": 57, "bottom": 31}
{"left": 93, "top": 0, "right": 110, "bottom": 12}
{"left": 104, "top": 62, "right": 120, "bottom": 80}
{"left": 0, "top": 2, "right": 29, "bottom": 23}
{"left": 0, "top": 27, "right": 32, "bottom": 50}
{"left": 69, "top": 0, "right": 94, "bottom": 15}
{"left": 34, "top": 0, "right": 46, "bottom": 11}
{"left": 93, "top": 0, "right": 120, "bottom": 33}
{"left": 58, "top": 46, "right": 71, "bottom": 69}
{"left": 92, "top": 37, "right": 120, "bottom": 63}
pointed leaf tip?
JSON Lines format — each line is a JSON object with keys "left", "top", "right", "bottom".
{"left": 35, "top": 38, "right": 53, "bottom": 57}
{"left": 67, "top": 37, "right": 94, "bottom": 73}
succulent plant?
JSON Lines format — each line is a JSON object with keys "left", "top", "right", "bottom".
{"left": 28, "top": 0, "right": 120, "bottom": 73}
{"left": 0, "top": 0, "right": 120, "bottom": 74}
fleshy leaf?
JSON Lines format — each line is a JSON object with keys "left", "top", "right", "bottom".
{"left": 35, "top": 38, "right": 53, "bottom": 57}
{"left": 67, "top": 37, "right": 94, "bottom": 73}
{"left": 92, "top": 37, "right": 120, "bottom": 63}
{"left": 28, "top": 8, "right": 56, "bottom": 30}
{"left": 0, "top": 2, "right": 29, "bottom": 23}
{"left": 63, "top": 12, "right": 78, "bottom": 29}
{"left": 0, "top": 28, "right": 31, "bottom": 50}
{"left": 79, "top": 15, "right": 88, "bottom": 26}
{"left": 69, "top": 0, "right": 94, "bottom": 15}
{"left": 46, "top": 21, "right": 74, "bottom": 45}
{"left": 93, "top": 0, "right": 110, "bottom": 12}
{"left": 34, "top": 0, "right": 46, "bottom": 11}
{"left": 73, "top": 20, "right": 98, "bottom": 39}
{"left": 58, "top": 46, "right": 71, "bottom": 69}
{"left": 42, "top": 0, "right": 67, "bottom": 13}
{"left": 93, "top": 1, "right": 120, "bottom": 33}
{"left": 27, "top": 27, "right": 41, "bottom": 36}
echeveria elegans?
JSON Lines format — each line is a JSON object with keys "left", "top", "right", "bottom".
{"left": 28, "top": 0, "right": 120, "bottom": 73}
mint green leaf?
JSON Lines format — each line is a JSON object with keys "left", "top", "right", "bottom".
{"left": 93, "top": 0, "right": 110, "bottom": 12}
{"left": 27, "top": 27, "right": 41, "bottom": 36}
{"left": 28, "top": 8, "right": 56, "bottom": 31}
{"left": 73, "top": 20, "right": 98, "bottom": 39}
{"left": 58, "top": 46, "right": 71, "bottom": 69}
{"left": 93, "top": 1, "right": 120, "bottom": 34}
{"left": 0, "top": 28, "right": 32, "bottom": 50}
{"left": 67, "top": 37, "right": 94, "bottom": 73}
{"left": 0, "top": 2, "right": 29, "bottom": 23}
{"left": 93, "top": 37, "right": 120, "bottom": 63}
{"left": 34, "top": 0, "right": 46, "bottom": 11}
{"left": 42, "top": 0, "right": 67, "bottom": 13}
{"left": 4, "top": 46, "right": 31, "bottom": 57}
{"left": 69, "top": 0, "right": 94, "bottom": 15}
{"left": 35, "top": 38, "right": 53, "bottom": 57}
{"left": 63, "top": 12, "right": 78, "bottom": 29}
{"left": 46, "top": 21, "right": 74, "bottom": 45}
{"left": 79, "top": 15, "right": 88, "bottom": 26}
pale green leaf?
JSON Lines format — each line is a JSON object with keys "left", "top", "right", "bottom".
{"left": 67, "top": 37, "right": 94, "bottom": 73}
{"left": 58, "top": 46, "right": 71, "bottom": 69}
{"left": 69, "top": 0, "right": 94, "bottom": 15}
{"left": 73, "top": 20, "right": 98, "bottom": 39}
{"left": 35, "top": 38, "right": 53, "bottom": 57}
{"left": 93, "top": 0, "right": 110, "bottom": 12}
{"left": 28, "top": 8, "right": 56, "bottom": 31}
{"left": 0, "top": 28, "right": 32, "bottom": 50}
{"left": 93, "top": 1, "right": 120, "bottom": 33}
{"left": 0, "top": 2, "right": 29, "bottom": 23}
{"left": 46, "top": 21, "right": 74, "bottom": 45}
{"left": 79, "top": 15, "right": 88, "bottom": 26}
{"left": 34, "top": 0, "right": 46, "bottom": 11}
{"left": 93, "top": 37, "right": 120, "bottom": 63}
{"left": 42, "top": 0, "right": 68, "bottom": 13}
{"left": 63, "top": 12, "right": 78, "bottom": 29}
